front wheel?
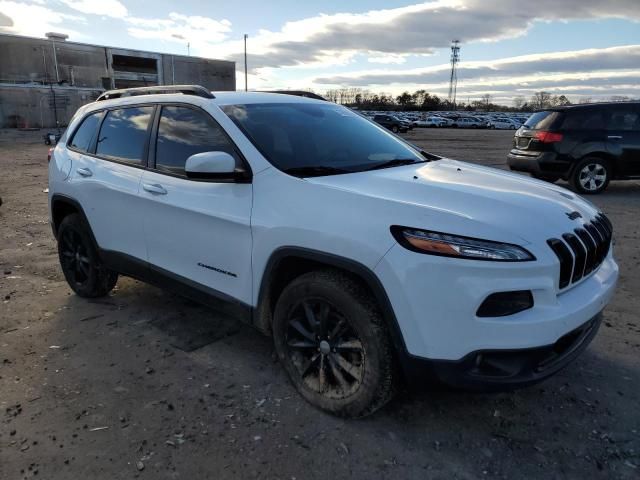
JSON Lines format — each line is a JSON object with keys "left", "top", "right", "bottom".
{"left": 273, "top": 270, "right": 396, "bottom": 418}
{"left": 570, "top": 157, "right": 611, "bottom": 194}
{"left": 57, "top": 214, "right": 118, "bottom": 297}
{"left": 391, "top": 125, "right": 399, "bottom": 133}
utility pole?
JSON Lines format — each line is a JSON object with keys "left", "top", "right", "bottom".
{"left": 244, "top": 34, "right": 248, "bottom": 91}
{"left": 448, "top": 40, "right": 460, "bottom": 110}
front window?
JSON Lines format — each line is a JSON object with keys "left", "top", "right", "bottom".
{"left": 222, "top": 103, "right": 425, "bottom": 176}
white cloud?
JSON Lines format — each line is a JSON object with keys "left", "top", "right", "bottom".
{"left": 0, "top": 0, "right": 84, "bottom": 37}
{"left": 60, "top": 0, "right": 127, "bottom": 18}
{"left": 367, "top": 54, "right": 408, "bottom": 65}
{"left": 205, "top": 0, "right": 640, "bottom": 72}
{"left": 126, "top": 12, "right": 232, "bottom": 46}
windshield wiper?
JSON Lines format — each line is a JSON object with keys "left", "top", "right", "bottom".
{"left": 283, "top": 165, "right": 352, "bottom": 177}
{"left": 365, "top": 159, "right": 423, "bottom": 171}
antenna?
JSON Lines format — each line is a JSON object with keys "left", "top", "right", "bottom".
{"left": 448, "top": 40, "right": 460, "bottom": 110}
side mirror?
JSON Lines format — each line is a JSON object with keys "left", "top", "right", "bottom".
{"left": 185, "top": 151, "right": 247, "bottom": 181}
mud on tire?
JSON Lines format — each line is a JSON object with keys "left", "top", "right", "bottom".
{"left": 272, "top": 269, "right": 397, "bottom": 418}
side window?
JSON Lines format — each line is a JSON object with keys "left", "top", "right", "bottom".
{"left": 69, "top": 111, "right": 103, "bottom": 152}
{"left": 95, "top": 106, "right": 154, "bottom": 164}
{"left": 561, "top": 110, "right": 604, "bottom": 130}
{"left": 607, "top": 107, "right": 640, "bottom": 131}
{"left": 155, "top": 106, "right": 239, "bottom": 176}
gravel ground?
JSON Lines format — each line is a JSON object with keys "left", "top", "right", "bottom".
{"left": 1, "top": 128, "right": 639, "bottom": 479}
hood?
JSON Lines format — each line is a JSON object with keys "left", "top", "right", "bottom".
{"left": 307, "top": 159, "right": 601, "bottom": 245}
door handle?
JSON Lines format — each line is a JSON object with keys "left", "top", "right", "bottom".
{"left": 607, "top": 135, "right": 623, "bottom": 139}
{"left": 77, "top": 167, "right": 93, "bottom": 177}
{"left": 142, "top": 183, "right": 167, "bottom": 195}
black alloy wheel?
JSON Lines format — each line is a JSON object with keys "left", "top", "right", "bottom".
{"left": 284, "top": 298, "right": 365, "bottom": 399}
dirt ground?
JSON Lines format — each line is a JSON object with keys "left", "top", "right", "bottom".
{"left": 1, "top": 128, "right": 639, "bottom": 480}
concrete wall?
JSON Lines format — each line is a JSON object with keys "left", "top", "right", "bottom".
{"left": 0, "top": 85, "right": 102, "bottom": 129}
{"left": 0, "top": 33, "right": 236, "bottom": 128}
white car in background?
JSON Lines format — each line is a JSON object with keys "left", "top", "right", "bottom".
{"left": 489, "top": 117, "right": 520, "bottom": 130}
{"left": 415, "top": 116, "right": 448, "bottom": 128}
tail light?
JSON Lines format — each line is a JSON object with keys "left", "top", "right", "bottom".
{"left": 47, "top": 147, "right": 53, "bottom": 163}
{"left": 534, "top": 131, "right": 563, "bottom": 143}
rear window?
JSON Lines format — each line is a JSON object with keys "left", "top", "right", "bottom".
{"left": 95, "top": 106, "right": 154, "bottom": 164}
{"left": 69, "top": 111, "right": 103, "bottom": 152}
{"left": 560, "top": 110, "right": 605, "bottom": 130}
{"left": 524, "top": 111, "right": 563, "bottom": 130}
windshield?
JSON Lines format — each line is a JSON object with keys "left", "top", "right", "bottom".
{"left": 222, "top": 103, "right": 425, "bottom": 176}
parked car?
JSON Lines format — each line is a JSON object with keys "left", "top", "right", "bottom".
{"left": 49, "top": 85, "right": 618, "bottom": 417}
{"left": 508, "top": 102, "right": 640, "bottom": 193}
{"left": 373, "top": 114, "right": 411, "bottom": 133}
{"left": 489, "top": 118, "right": 520, "bottom": 130}
{"left": 451, "top": 116, "right": 485, "bottom": 128}
{"left": 415, "top": 116, "right": 448, "bottom": 128}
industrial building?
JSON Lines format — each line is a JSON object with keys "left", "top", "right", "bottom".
{"left": 0, "top": 33, "right": 236, "bottom": 128}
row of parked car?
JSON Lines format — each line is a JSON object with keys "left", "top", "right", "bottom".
{"left": 368, "top": 102, "right": 640, "bottom": 195}
{"left": 366, "top": 111, "right": 528, "bottom": 130}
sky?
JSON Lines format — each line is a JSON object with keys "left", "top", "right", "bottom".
{"left": 1, "top": 0, "right": 639, "bottom": 105}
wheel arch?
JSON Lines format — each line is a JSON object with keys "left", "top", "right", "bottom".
{"left": 50, "top": 195, "right": 100, "bottom": 252}
{"left": 569, "top": 151, "right": 617, "bottom": 178}
{"left": 254, "top": 247, "right": 408, "bottom": 358}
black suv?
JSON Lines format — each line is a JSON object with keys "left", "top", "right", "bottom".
{"left": 508, "top": 102, "right": 640, "bottom": 194}
{"left": 373, "top": 114, "right": 411, "bottom": 133}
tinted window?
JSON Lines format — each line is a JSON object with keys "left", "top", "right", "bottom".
{"left": 222, "top": 103, "right": 424, "bottom": 176}
{"left": 524, "top": 111, "right": 562, "bottom": 130}
{"left": 608, "top": 107, "right": 640, "bottom": 131}
{"left": 155, "top": 106, "right": 239, "bottom": 176}
{"left": 96, "top": 106, "right": 154, "bottom": 164}
{"left": 69, "top": 111, "right": 103, "bottom": 152}
{"left": 560, "top": 110, "right": 605, "bottom": 130}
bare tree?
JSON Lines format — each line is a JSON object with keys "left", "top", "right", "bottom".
{"left": 512, "top": 96, "right": 526, "bottom": 110}
{"left": 531, "top": 91, "right": 552, "bottom": 109}
{"left": 480, "top": 94, "right": 492, "bottom": 111}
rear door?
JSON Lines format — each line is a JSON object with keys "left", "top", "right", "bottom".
{"left": 605, "top": 105, "right": 640, "bottom": 176}
{"left": 67, "top": 105, "right": 153, "bottom": 261}
{"left": 140, "top": 104, "right": 253, "bottom": 305}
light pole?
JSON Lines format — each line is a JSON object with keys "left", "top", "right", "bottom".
{"left": 244, "top": 34, "right": 248, "bottom": 92}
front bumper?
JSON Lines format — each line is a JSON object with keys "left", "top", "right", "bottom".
{"left": 420, "top": 313, "right": 601, "bottom": 390}
{"left": 375, "top": 244, "right": 618, "bottom": 362}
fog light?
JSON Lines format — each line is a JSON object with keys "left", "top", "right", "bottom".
{"left": 476, "top": 290, "right": 533, "bottom": 317}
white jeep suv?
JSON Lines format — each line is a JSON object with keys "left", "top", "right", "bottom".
{"left": 49, "top": 86, "right": 618, "bottom": 417}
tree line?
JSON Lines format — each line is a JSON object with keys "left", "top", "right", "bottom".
{"left": 320, "top": 88, "right": 635, "bottom": 112}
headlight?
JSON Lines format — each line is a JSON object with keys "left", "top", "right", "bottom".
{"left": 391, "top": 226, "right": 535, "bottom": 261}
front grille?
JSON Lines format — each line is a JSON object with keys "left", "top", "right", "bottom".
{"left": 547, "top": 214, "right": 612, "bottom": 289}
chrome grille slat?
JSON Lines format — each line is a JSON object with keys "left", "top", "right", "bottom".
{"left": 547, "top": 214, "right": 612, "bottom": 290}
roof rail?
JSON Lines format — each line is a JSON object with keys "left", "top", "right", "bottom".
{"left": 96, "top": 85, "right": 214, "bottom": 102}
{"left": 261, "top": 90, "right": 327, "bottom": 101}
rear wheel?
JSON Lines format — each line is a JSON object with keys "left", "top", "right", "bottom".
{"left": 272, "top": 270, "right": 396, "bottom": 417}
{"left": 391, "top": 125, "right": 399, "bottom": 133}
{"left": 570, "top": 157, "right": 611, "bottom": 194}
{"left": 57, "top": 214, "right": 118, "bottom": 297}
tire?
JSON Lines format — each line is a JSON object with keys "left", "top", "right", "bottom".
{"left": 531, "top": 173, "right": 561, "bottom": 183}
{"left": 569, "top": 157, "right": 611, "bottom": 194}
{"left": 272, "top": 270, "right": 397, "bottom": 418}
{"left": 391, "top": 125, "right": 399, "bottom": 133}
{"left": 57, "top": 213, "right": 118, "bottom": 297}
